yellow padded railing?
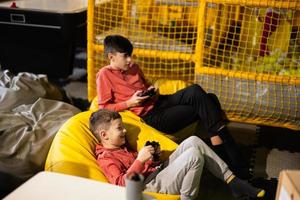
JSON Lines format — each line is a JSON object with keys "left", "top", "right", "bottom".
{"left": 88, "top": 0, "right": 300, "bottom": 130}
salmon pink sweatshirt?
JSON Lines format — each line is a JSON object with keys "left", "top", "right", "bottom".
{"left": 95, "top": 144, "right": 160, "bottom": 186}
{"left": 96, "top": 63, "right": 155, "bottom": 116}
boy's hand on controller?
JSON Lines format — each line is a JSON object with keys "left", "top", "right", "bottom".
{"left": 147, "top": 86, "right": 158, "bottom": 94}
{"left": 147, "top": 85, "right": 156, "bottom": 91}
{"left": 147, "top": 86, "right": 159, "bottom": 99}
{"left": 126, "top": 90, "right": 149, "bottom": 108}
{"left": 137, "top": 146, "right": 155, "bottom": 164}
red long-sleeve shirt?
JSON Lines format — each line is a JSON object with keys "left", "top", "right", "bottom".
{"left": 95, "top": 144, "right": 160, "bottom": 186}
{"left": 96, "top": 63, "right": 155, "bottom": 116}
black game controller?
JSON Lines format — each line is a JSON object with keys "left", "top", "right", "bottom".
{"left": 145, "top": 141, "right": 160, "bottom": 161}
{"left": 137, "top": 88, "right": 156, "bottom": 97}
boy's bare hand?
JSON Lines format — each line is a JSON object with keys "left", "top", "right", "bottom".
{"left": 147, "top": 86, "right": 158, "bottom": 94}
{"left": 126, "top": 90, "right": 149, "bottom": 108}
{"left": 137, "top": 146, "right": 155, "bottom": 164}
{"left": 147, "top": 85, "right": 155, "bottom": 90}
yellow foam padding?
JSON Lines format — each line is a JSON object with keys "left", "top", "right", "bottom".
{"left": 45, "top": 111, "right": 180, "bottom": 200}
{"left": 89, "top": 79, "right": 199, "bottom": 142}
{"left": 153, "top": 79, "right": 189, "bottom": 95}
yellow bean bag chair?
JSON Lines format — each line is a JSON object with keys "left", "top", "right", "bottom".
{"left": 45, "top": 110, "right": 180, "bottom": 200}
{"left": 89, "top": 79, "right": 199, "bottom": 142}
{"left": 45, "top": 79, "right": 199, "bottom": 200}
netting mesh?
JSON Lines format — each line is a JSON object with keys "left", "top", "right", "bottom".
{"left": 88, "top": 0, "right": 300, "bottom": 130}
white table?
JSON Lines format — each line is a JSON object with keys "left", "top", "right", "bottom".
{"left": 4, "top": 172, "right": 156, "bottom": 200}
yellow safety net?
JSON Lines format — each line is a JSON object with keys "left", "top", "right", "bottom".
{"left": 87, "top": 0, "right": 300, "bottom": 130}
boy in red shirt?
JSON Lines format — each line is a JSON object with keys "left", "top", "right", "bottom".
{"left": 90, "top": 109, "right": 265, "bottom": 199}
{"left": 96, "top": 34, "right": 249, "bottom": 178}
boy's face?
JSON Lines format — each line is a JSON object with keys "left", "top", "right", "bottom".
{"left": 109, "top": 52, "right": 131, "bottom": 71}
{"left": 102, "top": 118, "right": 127, "bottom": 148}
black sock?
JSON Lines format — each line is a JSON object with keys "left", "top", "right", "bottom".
{"left": 212, "top": 144, "right": 230, "bottom": 164}
{"left": 218, "top": 127, "right": 248, "bottom": 168}
{"left": 228, "top": 177, "right": 265, "bottom": 198}
{"left": 218, "top": 127, "right": 251, "bottom": 179}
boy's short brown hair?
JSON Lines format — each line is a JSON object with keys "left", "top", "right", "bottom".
{"left": 89, "top": 109, "right": 121, "bottom": 141}
{"left": 103, "top": 35, "right": 133, "bottom": 58}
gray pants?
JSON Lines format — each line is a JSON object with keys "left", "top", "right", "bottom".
{"left": 145, "top": 136, "right": 233, "bottom": 200}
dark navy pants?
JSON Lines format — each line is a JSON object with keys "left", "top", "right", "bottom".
{"left": 142, "top": 84, "right": 225, "bottom": 136}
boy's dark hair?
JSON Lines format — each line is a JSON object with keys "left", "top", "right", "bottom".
{"left": 103, "top": 35, "right": 133, "bottom": 58}
{"left": 89, "top": 109, "right": 122, "bottom": 141}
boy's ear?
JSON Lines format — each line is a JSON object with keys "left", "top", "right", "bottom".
{"left": 107, "top": 52, "right": 114, "bottom": 60}
{"left": 99, "top": 129, "right": 109, "bottom": 140}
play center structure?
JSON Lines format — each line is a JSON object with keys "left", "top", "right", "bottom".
{"left": 87, "top": 0, "right": 300, "bottom": 130}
